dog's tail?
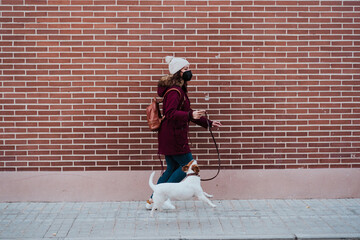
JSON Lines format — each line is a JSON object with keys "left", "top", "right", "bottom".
{"left": 148, "top": 171, "right": 156, "bottom": 191}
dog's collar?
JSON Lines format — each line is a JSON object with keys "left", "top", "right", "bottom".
{"left": 186, "top": 173, "right": 200, "bottom": 177}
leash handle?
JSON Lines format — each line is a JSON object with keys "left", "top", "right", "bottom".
{"left": 200, "top": 112, "right": 221, "bottom": 182}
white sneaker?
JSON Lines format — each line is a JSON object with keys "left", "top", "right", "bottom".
{"left": 145, "top": 199, "right": 153, "bottom": 210}
{"left": 163, "top": 199, "right": 175, "bottom": 210}
{"left": 145, "top": 198, "right": 175, "bottom": 210}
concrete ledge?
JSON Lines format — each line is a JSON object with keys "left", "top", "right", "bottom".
{"left": 295, "top": 233, "right": 360, "bottom": 240}
{"left": 0, "top": 168, "right": 359, "bottom": 201}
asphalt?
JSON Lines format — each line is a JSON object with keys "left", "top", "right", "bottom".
{"left": 0, "top": 199, "right": 359, "bottom": 240}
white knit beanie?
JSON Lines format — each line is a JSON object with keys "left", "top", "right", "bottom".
{"left": 165, "top": 56, "right": 189, "bottom": 74}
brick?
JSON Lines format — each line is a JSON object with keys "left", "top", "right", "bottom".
{"left": 0, "top": 0, "right": 359, "bottom": 172}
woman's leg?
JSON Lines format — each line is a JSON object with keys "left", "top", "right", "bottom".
{"left": 167, "top": 152, "right": 193, "bottom": 183}
{"left": 149, "top": 155, "right": 177, "bottom": 200}
{"left": 146, "top": 152, "right": 193, "bottom": 209}
{"left": 156, "top": 155, "right": 178, "bottom": 184}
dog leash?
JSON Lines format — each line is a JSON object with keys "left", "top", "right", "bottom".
{"left": 200, "top": 112, "right": 221, "bottom": 182}
{"left": 158, "top": 112, "right": 221, "bottom": 180}
{"left": 158, "top": 153, "right": 164, "bottom": 174}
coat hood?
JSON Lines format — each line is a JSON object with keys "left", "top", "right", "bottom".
{"left": 157, "top": 74, "right": 184, "bottom": 97}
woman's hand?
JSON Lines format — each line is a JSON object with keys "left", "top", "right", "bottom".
{"left": 192, "top": 110, "right": 206, "bottom": 119}
{"left": 192, "top": 110, "right": 222, "bottom": 128}
{"left": 212, "top": 121, "right": 222, "bottom": 128}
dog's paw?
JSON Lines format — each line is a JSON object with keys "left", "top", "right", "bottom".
{"left": 203, "top": 192, "right": 213, "bottom": 198}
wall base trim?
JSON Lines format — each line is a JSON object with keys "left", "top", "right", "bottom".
{"left": 1, "top": 168, "right": 359, "bottom": 201}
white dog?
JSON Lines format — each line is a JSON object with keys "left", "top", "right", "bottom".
{"left": 148, "top": 160, "right": 216, "bottom": 217}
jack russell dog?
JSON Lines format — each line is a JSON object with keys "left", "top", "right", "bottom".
{"left": 148, "top": 160, "right": 216, "bottom": 217}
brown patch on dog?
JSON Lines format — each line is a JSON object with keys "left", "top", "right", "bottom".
{"left": 182, "top": 160, "right": 194, "bottom": 172}
{"left": 191, "top": 165, "right": 200, "bottom": 175}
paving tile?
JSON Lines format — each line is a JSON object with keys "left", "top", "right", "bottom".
{"left": 0, "top": 199, "right": 359, "bottom": 239}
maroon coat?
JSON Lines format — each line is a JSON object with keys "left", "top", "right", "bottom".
{"left": 157, "top": 85, "right": 211, "bottom": 155}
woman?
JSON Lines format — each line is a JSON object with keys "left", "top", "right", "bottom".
{"left": 146, "top": 56, "right": 222, "bottom": 209}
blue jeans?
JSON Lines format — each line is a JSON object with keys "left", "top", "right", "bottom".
{"left": 157, "top": 152, "right": 193, "bottom": 184}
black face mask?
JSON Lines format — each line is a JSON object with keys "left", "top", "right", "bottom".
{"left": 182, "top": 70, "right": 192, "bottom": 81}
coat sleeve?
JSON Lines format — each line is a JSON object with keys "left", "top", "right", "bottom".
{"left": 163, "top": 91, "right": 189, "bottom": 125}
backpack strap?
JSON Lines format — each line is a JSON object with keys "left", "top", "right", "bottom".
{"left": 163, "top": 88, "right": 181, "bottom": 99}
{"left": 162, "top": 88, "right": 185, "bottom": 110}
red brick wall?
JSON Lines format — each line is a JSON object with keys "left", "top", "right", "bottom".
{"left": 1, "top": 0, "right": 359, "bottom": 172}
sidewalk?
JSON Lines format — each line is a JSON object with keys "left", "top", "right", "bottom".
{"left": 0, "top": 199, "right": 359, "bottom": 240}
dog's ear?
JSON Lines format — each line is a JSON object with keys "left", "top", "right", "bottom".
{"left": 182, "top": 165, "right": 189, "bottom": 172}
{"left": 192, "top": 165, "right": 200, "bottom": 175}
